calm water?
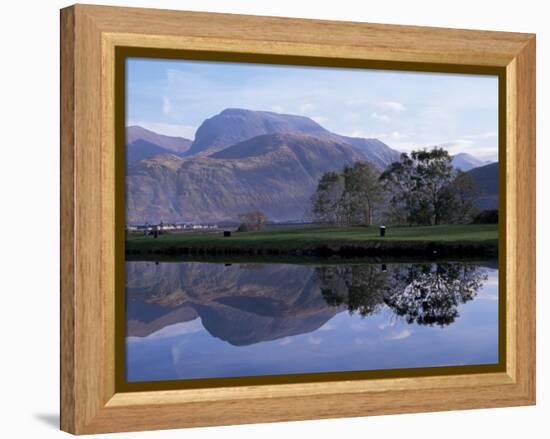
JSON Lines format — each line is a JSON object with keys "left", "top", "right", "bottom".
{"left": 125, "top": 260, "right": 499, "bottom": 382}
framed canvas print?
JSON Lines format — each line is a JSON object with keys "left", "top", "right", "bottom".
{"left": 60, "top": 4, "right": 536, "bottom": 435}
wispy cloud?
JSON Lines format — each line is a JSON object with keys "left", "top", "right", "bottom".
{"left": 318, "top": 321, "right": 337, "bottom": 332}
{"left": 162, "top": 96, "right": 172, "bottom": 114}
{"left": 308, "top": 335, "right": 323, "bottom": 345}
{"left": 370, "top": 112, "right": 390, "bottom": 122}
{"left": 385, "top": 329, "right": 413, "bottom": 340}
{"left": 299, "top": 102, "right": 315, "bottom": 113}
{"left": 378, "top": 101, "right": 406, "bottom": 113}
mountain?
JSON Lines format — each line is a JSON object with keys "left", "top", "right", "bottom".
{"left": 125, "top": 261, "right": 341, "bottom": 345}
{"left": 186, "top": 108, "right": 400, "bottom": 168}
{"left": 126, "top": 109, "right": 402, "bottom": 223}
{"left": 127, "top": 126, "right": 192, "bottom": 153}
{"left": 126, "top": 126, "right": 192, "bottom": 165}
{"left": 126, "top": 139, "right": 180, "bottom": 166}
{"left": 452, "top": 152, "right": 490, "bottom": 171}
{"left": 467, "top": 162, "right": 498, "bottom": 210}
{"left": 339, "top": 136, "right": 400, "bottom": 169}
{"left": 186, "top": 108, "right": 330, "bottom": 156}
{"left": 127, "top": 132, "right": 368, "bottom": 223}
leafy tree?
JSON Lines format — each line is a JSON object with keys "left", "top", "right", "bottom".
{"left": 379, "top": 153, "right": 418, "bottom": 225}
{"left": 311, "top": 171, "right": 345, "bottom": 225}
{"left": 413, "top": 148, "right": 454, "bottom": 225}
{"left": 311, "top": 161, "right": 384, "bottom": 226}
{"left": 237, "top": 210, "right": 268, "bottom": 231}
{"left": 380, "top": 148, "right": 455, "bottom": 225}
{"left": 444, "top": 170, "right": 481, "bottom": 224}
{"left": 342, "top": 162, "right": 385, "bottom": 226}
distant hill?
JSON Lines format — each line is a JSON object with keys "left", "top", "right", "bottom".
{"left": 467, "top": 162, "right": 498, "bottom": 210}
{"left": 127, "top": 126, "right": 192, "bottom": 153}
{"left": 126, "top": 139, "right": 181, "bottom": 166}
{"left": 126, "top": 126, "right": 192, "bottom": 165}
{"left": 126, "top": 132, "right": 367, "bottom": 223}
{"left": 186, "top": 108, "right": 400, "bottom": 168}
{"left": 452, "top": 152, "right": 491, "bottom": 171}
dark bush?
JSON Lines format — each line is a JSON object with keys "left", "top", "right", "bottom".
{"left": 471, "top": 209, "right": 498, "bottom": 224}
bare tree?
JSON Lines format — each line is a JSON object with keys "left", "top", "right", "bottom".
{"left": 237, "top": 210, "right": 268, "bottom": 232}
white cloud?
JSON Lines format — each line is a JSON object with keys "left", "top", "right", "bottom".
{"left": 318, "top": 321, "right": 337, "bottom": 331}
{"left": 371, "top": 112, "right": 390, "bottom": 122}
{"left": 385, "top": 329, "right": 413, "bottom": 340}
{"left": 308, "top": 335, "right": 322, "bottom": 345}
{"left": 299, "top": 102, "right": 315, "bottom": 113}
{"left": 378, "top": 101, "right": 406, "bottom": 113}
{"left": 162, "top": 96, "right": 172, "bottom": 114}
{"left": 377, "top": 321, "right": 396, "bottom": 330}
{"left": 380, "top": 131, "right": 406, "bottom": 141}
{"left": 171, "top": 346, "right": 182, "bottom": 364}
{"left": 464, "top": 131, "right": 498, "bottom": 140}
{"left": 271, "top": 105, "right": 284, "bottom": 113}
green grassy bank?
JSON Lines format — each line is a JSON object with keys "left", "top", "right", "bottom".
{"left": 126, "top": 224, "right": 498, "bottom": 258}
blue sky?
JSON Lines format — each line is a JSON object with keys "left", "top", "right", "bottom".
{"left": 127, "top": 58, "right": 499, "bottom": 161}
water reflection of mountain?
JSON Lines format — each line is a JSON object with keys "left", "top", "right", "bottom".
{"left": 126, "top": 262, "right": 341, "bottom": 345}
{"left": 126, "top": 260, "right": 492, "bottom": 345}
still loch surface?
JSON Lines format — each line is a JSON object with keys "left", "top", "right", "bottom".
{"left": 125, "top": 260, "right": 499, "bottom": 382}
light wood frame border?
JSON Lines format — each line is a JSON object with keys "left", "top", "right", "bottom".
{"left": 60, "top": 4, "right": 536, "bottom": 434}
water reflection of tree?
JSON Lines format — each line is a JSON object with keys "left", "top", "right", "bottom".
{"left": 318, "top": 263, "right": 488, "bottom": 326}
{"left": 385, "top": 264, "right": 487, "bottom": 326}
{"left": 319, "top": 265, "right": 389, "bottom": 317}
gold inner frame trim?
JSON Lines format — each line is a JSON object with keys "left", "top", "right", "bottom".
{"left": 109, "top": 41, "right": 508, "bottom": 394}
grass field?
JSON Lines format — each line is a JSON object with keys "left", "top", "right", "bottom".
{"left": 126, "top": 224, "right": 498, "bottom": 255}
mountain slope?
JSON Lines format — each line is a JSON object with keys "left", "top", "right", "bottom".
{"left": 126, "top": 132, "right": 367, "bottom": 223}
{"left": 186, "top": 108, "right": 400, "bottom": 168}
{"left": 340, "top": 136, "right": 400, "bottom": 169}
{"left": 467, "top": 162, "right": 498, "bottom": 210}
{"left": 187, "top": 108, "right": 329, "bottom": 156}
{"left": 452, "top": 152, "right": 490, "bottom": 171}
{"left": 126, "top": 139, "right": 180, "bottom": 166}
{"left": 127, "top": 125, "right": 192, "bottom": 153}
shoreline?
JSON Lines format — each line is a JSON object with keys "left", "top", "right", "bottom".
{"left": 125, "top": 239, "right": 498, "bottom": 259}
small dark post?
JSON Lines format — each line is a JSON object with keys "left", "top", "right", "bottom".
{"left": 379, "top": 226, "right": 386, "bottom": 237}
{"left": 153, "top": 229, "right": 158, "bottom": 238}
{"left": 381, "top": 264, "right": 387, "bottom": 272}
{"left": 223, "top": 230, "right": 231, "bottom": 237}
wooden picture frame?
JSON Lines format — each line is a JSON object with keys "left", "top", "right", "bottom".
{"left": 60, "top": 4, "right": 536, "bottom": 434}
